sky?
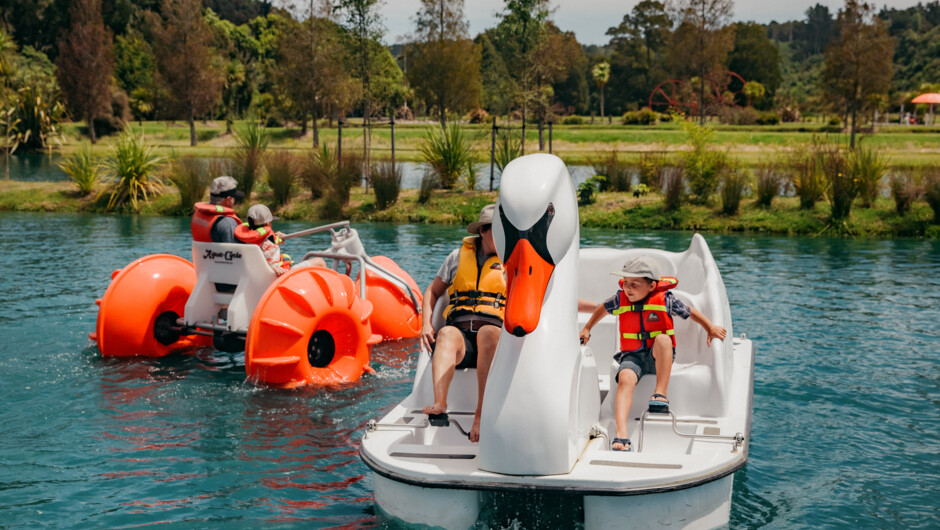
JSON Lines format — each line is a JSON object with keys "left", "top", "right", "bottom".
{"left": 380, "top": 0, "right": 925, "bottom": 45}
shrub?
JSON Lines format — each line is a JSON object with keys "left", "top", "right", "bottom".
{"left": 59, "top": 142, "right": 101, "bottom": 196}
{"left": 638, "top": 151, "right": 666, "bottom": 191}
{"left": 662, "top": 166, "right": 685, "bottom": 211}
{"left": 755, "top": 163, "right": 782, "bottom": 208}
{"left": 233, "top": 119, "right": 268, "bottom": 201}
{"left": 924, "top": 170, "right": 940, "bottom": 224}
{"left": 827, "top": 116, "right": 841, "bottom": 127}
{"left": 495, "top": 129, "right": 522, "bottom": 173}
{"left": 720, "top": 165, "right": 751, "bottom": 215}
{"left": 622, "top": 108, "right": 658, "bottom": 125}
{"left": 852, "top": 142, "right": 888, "bottom": 208}
{"left": 167, "top": 157, "right": 210, "bottom": 212}
{"left": 466, "top": 108, "right": 489, "bottom": 124}
{"left": 299, "top": 146, "right": 331, "bottom": 200}
{"left": 463, "top": 160, "right": 479, "bottom": 190}
{"left": 13, "top": 85, "right": 64, "bottom": 151}
{"left": 757, "top": 112, "right": 781, "bottom": 125}
{"left": 682, "top": 121, "right": 727, "bottom": 205}
{"left": 104, "top": 130, "right": 164, "bottom": 212}
{"left": 788, "top": 139, "right": 826, "bottom": 210}
{"left": 821, "top": 143, "right": 856, "bottom": 221}
{"left": 265, "top": 150, "right": 296, "bottom": 207}
{"left": 371, "top": 161, "right": 402, "bottom": 210}
{"left": 420, "top": 123, "right": 476, "bottom": 189}
{"left": 562, "top": 115, "right": 583, "bottom": 125}
{"left": 577, "top": 176, "right": 606, "bottom": 206}
{"left": 718, "top": 106, "right": 759, "bottom": 125}
{"left": 888, "top": 170, "right": 923, "bottom": 216}
{"left": 418, "top": 171, "right": 437, "bottom": 204}
{"left": 781, "top": 106, "right": 801, "bottom": 122}
{"left": 591, "top": 150, "right": 632, "bottom": 192}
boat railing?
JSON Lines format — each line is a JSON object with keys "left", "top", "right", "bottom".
{"left": 635, "top": 410, "right": 744, "bottom": 454}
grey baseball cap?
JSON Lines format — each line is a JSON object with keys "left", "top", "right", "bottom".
{"left": 209, "top": 176, "right": 245, "bottom": 202}
{"left": 467, "top": 204, "right": 496, "bottom": 234}
{"left": 246, "top": 204, "right": 278, "bottom": 228}
{"left": 611, "top": 256, "right": 661, "bottom": 281}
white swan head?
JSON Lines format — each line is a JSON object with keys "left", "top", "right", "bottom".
{"left": 494, "top": 154, "right": 578, "bottom": 337}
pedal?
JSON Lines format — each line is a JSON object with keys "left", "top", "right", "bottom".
{"left": 648, "top": 402, "right": 670, "bottom": 414}
{"left": 428, "top": 413, "right": 450, "bottom": 427}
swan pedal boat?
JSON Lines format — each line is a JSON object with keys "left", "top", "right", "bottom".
{"left": 359, "top": 154, "right": 754, "bottom": 529}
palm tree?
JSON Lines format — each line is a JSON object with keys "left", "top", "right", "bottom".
{"left": 592, "top": 61, "right": 610, "bottom": 118}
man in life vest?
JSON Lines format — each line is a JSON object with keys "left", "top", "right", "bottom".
{"left": 420, "top": 204, "right": 506, "bottom": 443}
{"left": 578, "top": 256, "right": 726, "bottom": 452}
{"left": 235, "top": 204, "right": 292, "bottom": 276}
{"left": 191, "top": 176, "right": 245, "bottom": 242}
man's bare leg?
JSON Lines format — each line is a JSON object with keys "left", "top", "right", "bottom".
{"left": 421, "top": 326, "right": 466, "bottom": 415}
{"left": 469, "top": 325, "right": 500, "bottom": 442}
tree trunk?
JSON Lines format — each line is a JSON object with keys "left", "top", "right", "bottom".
{"left": 88, "top": 113, "right": 97, "bottom": 144}
{"left": 300, "top": 115, "right": 307, "bottom": 136}
{"left": 850, "top": 104, "right": 857, "bottom": 149}
{"left": 538, "top": 118, "right": 544, "bottom": 151}
{"left": 600, "top": 85, "right": 605, "bottom": 118}
{"left": 189, "top": 114, "right": 197, "bottom": 147}
{"left": 312, "top": 109, "right": 320, "bottom": 148}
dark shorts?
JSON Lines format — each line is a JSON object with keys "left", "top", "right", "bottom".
{"left": 614, "top": 347, "right": 676, "bottom": 383}
{"left": 431, "top": 322, "right": 497, "bottom": 369}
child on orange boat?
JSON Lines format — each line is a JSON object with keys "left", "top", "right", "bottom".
{"left": 235, "top": 204, "right": 292, "bottom": 276}
{"left": 579, "top": 256, "right": 726, "bottom": 452}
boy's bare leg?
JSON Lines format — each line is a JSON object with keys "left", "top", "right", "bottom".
{"left": 651, "top": 334, "right": 673, "bottom": 401}
{"left": 614, "top": 370, "right": 638, "bottom": 450}
{"left": 422, "top": 326, "right": 466, "bottom": 415}
{"left": 469, "top": 325, "right": 500, "bottom": 442}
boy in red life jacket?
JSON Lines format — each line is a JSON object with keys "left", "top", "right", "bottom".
{"left": 579, "top": 256, "right": 726, "bottom": 452}
{"left": 235, "top": 204, "right": 292, "bottom": 276}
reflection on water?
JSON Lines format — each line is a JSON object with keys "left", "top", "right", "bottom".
{"left": 0, "top": 213, "right": 938, "bottom": 527}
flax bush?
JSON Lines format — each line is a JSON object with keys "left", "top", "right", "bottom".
{"left": 265, "top": 150, "right": 296, "bottom": 207}
{"left": 852, "top": 142, "right": 888, "bottom": 208}
{"left": 59, "top": 141, "right": 101, "bottom": 196}
{"left": 494, "top": 129, "right": 522, "bottom": 173}
{"left": 104, "top": 130, "right": 164, "bottom": 212}
{"left": 821, "top": 143, "right": 857, "bottom": 221}
{"left": 371, "top": 161, "right": 402, "bottom": 210}
{"left": 233, "top": 119, "right": 268, "bottom": 201}
{"left": 300, "top": 145, "right": 333, "bottom": 200}
{"left": 167, "top": 157, "right": 210, "bottom": 212}
{"left": 420, "top": 123, "right": 476, "bottom": 189}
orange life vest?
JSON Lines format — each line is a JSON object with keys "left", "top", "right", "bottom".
{"left": 613, "top": 277, "right": 679, "bottom": 353}
{"left": 191, "top": 202, "right": 241, "bottom": 242}
{"left": 234, "top": 224, "right": 291, "bottom": 270}
{"left": 443, "top": 236, "right": 507, "bottom": 325}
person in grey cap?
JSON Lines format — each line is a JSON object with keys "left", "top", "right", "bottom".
{"left": 191, "top": 176, "right": 245, "bottom": 242}
{"left": 420, "top": 204, "right": 505, "bottom": 443}
{"left": 579, "top": 255, "right": 726, "bottom": 452}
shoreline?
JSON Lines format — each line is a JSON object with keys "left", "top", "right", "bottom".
{"left": 3, "top": 180, "right": 936, "bottom": 238}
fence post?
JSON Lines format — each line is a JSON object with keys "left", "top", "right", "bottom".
{"left": 337, "top": 117, "right": 343, "bottom": 171}
{"left": 548, "top": 120, "right": 553, "bottom": 154}
{"left": 363, "top": 121, "right": 369, "bottom": 191}
{"left": 521, "top": 120, "right": 526, "bottom": 156}
{"left": 490, "top": 117, "right": 497, "bottom": 192}
{"left": 390, "top": 113, "right": 396, "bottom": 172}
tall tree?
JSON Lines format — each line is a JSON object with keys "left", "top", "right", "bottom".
{"left": 149, "top": 0, "right": 224, "bottom": 146}
{"left": 727, "top": 22, "right": 782, "bottom": 108}
{"left": 822, "top": 0, "right": 894, "bottom": 148}
{"left": 803, "top": 4, "right": 834, "bottom": 57}
{"left": 408, "top": 0, "right": 482, "bottom": 126}
{"left": 670, "top": 0, "right": 735, "bottom": 123}
{"left": 56, "top": 0, "right": 113, "bottom": 144}
{"left": 336, "top": 0, "right": 385, "bottom": 169}
{"left": 591, "top": 61, "right": 609, "bottom": 117}
{"left": 274, "top": 2, "right": 355, "bottom": 146}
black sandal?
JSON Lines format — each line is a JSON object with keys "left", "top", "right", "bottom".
{"left": 648, "top": 393, "right": 670, "bottom": 414}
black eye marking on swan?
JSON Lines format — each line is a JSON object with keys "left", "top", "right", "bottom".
{"left": 499, "top": 203, "right": 555, "bottom": 266}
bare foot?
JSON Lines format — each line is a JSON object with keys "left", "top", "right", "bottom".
{"left": 422, "top": 403, "right": 446, "bottom": 415}
{"left": 468, "top": 416, "right": 481, "bottom": 443}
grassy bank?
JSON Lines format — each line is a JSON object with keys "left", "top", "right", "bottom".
{"left": 54, "top": 120, "right": 940, "bottom": 167}
{"left": 4, "top": 180, "right": 936, "bottom": 238}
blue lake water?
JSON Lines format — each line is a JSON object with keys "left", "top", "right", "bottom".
{"left": 1, "top": 212, "right": 938, "bottom": 528}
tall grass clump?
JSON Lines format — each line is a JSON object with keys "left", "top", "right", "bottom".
{"left": 788, "top": 140, "right": 825, "bottom": 209}
{"left": 755, "top": 162, "right": 783, "bottom": 208}
{"left": 821, "top": 143, "right": 856, "bottom": 221}
{"left": 662, "top": 166, "right": 685, "bottom": 211}
{"left": 59, "top": 141, "right": 101, "bottom": 196}
{"left": 418, "top": 172, "right": 438, "bottom": 204}
{"left": 591, "top": 150, "right": 632, "bottom": 192}
{"left": 682, "top": 120, "right": 727, "bottom": 204}
{"left": 720, "top": 165, "right": 752, "bottom": 215}
{"left": 852, "top": 142, "right": 888, "bottom": 207}
{"left": 888, "top": 169, "right": 923, "bottom": 216}
{"left": 233, "top": 119, "right": 268, "bottom": 201}
{"left": 265, "top": 150, "right": 296, "bottom": 207}
{"left": 638, "top": 150, "right": 666, "bottom": 191}
{"left": 322, "top": 151, "right": 361, "bottom": 218}
{"left": 421, "top": 123, "right": 476, "bottom": 189}
{"left": 463, "top": 160, "right": 479, "bottom": 190}
{"left": 924, "top": 170, "right": 940, "bottom": 223}
{"left": 167, "top": 157, "right": 210, "bottom": 212}
{"left": 494, "top": 129, "right": 522, "bottom": 173}
{"left": 104, "top": 130, "right": 164, "bottom": 212}
{"left": 300, "top": 145, "right": 333, "bottom": 200}
{"left": 371, "top": 160, "right": 402, "bottom": 210}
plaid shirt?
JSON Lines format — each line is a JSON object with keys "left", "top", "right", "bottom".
{"left": 602, "top": 291, "right": 691, "bottom": 320}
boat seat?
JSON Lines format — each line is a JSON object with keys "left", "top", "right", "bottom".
{"left": 606, "top": 360, "right": 716, "bottom": 419}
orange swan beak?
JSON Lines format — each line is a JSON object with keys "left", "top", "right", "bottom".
{"left": 503, "top": 239, "right": 555, "bottom": 337}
